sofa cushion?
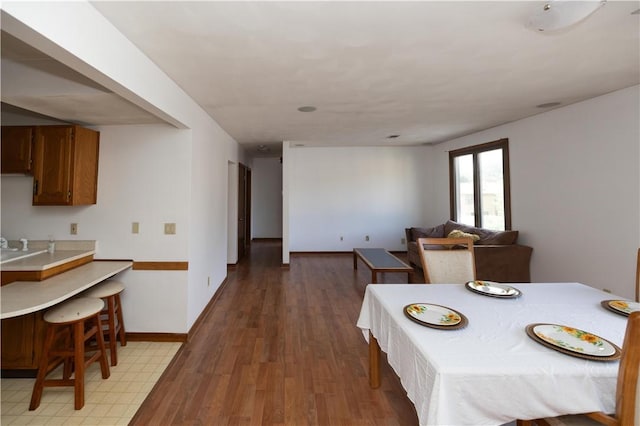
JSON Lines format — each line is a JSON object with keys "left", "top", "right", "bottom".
{"left": 443, "top": 220, "right": 519, "bottom": 245}
{"left": 410, "top": 225, "right": 445, "bottom": 241}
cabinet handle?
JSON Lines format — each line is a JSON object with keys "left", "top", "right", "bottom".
{"left": 67, "top": 191, "right": 71, "bottom": 202}
{"left": 33, "top": 180, "right": 38, "bottom": 195}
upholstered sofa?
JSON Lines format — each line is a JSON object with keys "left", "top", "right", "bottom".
{"left": 405, "top": 220, "right": 533, "bottom": 283}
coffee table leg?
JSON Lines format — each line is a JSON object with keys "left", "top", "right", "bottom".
{"left": 353, "top": 251, "right": 358, "bottom": 269}
{"left": 371, "top": 271, "right": 377, "bottom": 284}
{"left": 369, "top": 331, "right": 381, "bottom": 388}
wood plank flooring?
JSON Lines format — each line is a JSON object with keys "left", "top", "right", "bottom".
{"left": 130, "top": 241, "right": 419, "bottom": 425}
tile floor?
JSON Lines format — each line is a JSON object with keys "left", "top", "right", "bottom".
{"left": 1, "top": 341, "right": 182, "bottom": 425}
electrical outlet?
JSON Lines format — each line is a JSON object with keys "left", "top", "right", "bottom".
{"left": 365, "top": 235, "right": 370, "bottom": 241}
{"left": 132, "top": 222, "right": 139, "bottom": 234}
{"left": 164, "top": 223, "right": 176, "bottom": 235}
{"left": 70, "top": 223, "right": 78, "bottom": 235}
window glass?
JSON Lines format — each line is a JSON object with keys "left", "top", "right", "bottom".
{"left": 479, "top": 149, "right": 505, "bottom": 231}
{"left": 454, "top": 154, "right": 475, "bottom": 227}
{"left": 449, "top": 139, "right": 511, "bottom": 230}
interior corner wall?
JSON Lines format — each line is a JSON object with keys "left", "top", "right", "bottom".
{"left": 287, "top": 145, "right": 429, "bottom": 252}
{"left": 251, "top": 157, "right": 283, "bottom": 239}
{"left": 1, "top": 2, "right": 245, "bottom": 333}
{"left": 429, "top": 85, "right": 640, "bottom": 299}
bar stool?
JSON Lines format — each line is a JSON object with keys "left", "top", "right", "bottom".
{"left": 82, "top": 280, "right": 126, "bottom": 366}
{"left": 30, "top": 297, "right": 110, "bottom": 411}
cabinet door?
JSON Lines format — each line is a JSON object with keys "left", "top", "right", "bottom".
{"left": 1, "top": 314, "right": 36, "bottom": 369}
{"left": 70, "top": 126, "right": 99, "bottom": 205}
{"left": 32, "top": 126, "right": 73, "bottom": 205}
{"left": 1, "top": 126, "right": 34, "bottom": 174}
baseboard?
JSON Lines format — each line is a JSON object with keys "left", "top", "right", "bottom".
{"left": 252, "top": 238, "right": 283, "bottom": 242}
{"left": 126, "top": 332, "right": 188, "bottom": 342}
{"left": 290, "top": 251, "right": 353, "bottom": 256}
{"left": 187, "top": 276, "right": 229, "bottom": 341}
{"left": 291, "top": 250, "right": 407, "bottom": 256}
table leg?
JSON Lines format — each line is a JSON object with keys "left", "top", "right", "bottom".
{"left": 371, "top": 271, "right": 377, "bottom": 284}
{"left": 369, "top": 331, "right": 381, "bottom": 388}
{"left": 353, "top": 251, "right": 358, "bottom": 269}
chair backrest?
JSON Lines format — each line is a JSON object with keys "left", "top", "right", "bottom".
{"left": 417, "top": 237, "right": 476, "bottom": 284}
{"left": 616, "top": 311, "right": 640, "bottom": 426}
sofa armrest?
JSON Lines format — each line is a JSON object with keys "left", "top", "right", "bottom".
{"left": 473, "top": 244, "right": 533, "bottom": 283}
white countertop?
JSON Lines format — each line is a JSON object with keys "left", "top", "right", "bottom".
{"left": 0, "top": 250, "right": 95, "bottom": 271}
{"left": 1, "top": 261, "right": 133, "bottom": 319}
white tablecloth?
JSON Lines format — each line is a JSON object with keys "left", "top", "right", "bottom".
{"left": 356, "top": 283, "right": 628, "bottom": 426}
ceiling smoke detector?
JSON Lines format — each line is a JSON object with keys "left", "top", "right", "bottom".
{"left": 527, "top": 0, "right": 607, "bottom": 32}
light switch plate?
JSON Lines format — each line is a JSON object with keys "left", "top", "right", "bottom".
{"left": 70, "top": 223, "right": 78, "bottom": 235}
{"left": 132, "top": 222, "right": 139, "bottom": 234}
{"left": 164, "top": 223, "right": 176, "bottom": 235}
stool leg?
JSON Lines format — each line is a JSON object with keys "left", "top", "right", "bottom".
{"left": 29, "top": 324, "right": 57, "bottom": 410}
{"left": 105, "top": 296, "right": 118, "bottom": 366}
{"left": 115, "top": 293, "right": 126, "bottom": 347}
{"left": 62, "top": 327, "right": 73, "bottom": 380}
{"left": 73, "top": 320, "right": 86, "bottom": 410}
{"left": 94, "top": 314, "right": 110, "bottom": 379}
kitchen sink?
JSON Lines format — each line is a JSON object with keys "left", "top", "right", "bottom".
{"left": 0, "top": 248, "right": 47, "bottom": 264}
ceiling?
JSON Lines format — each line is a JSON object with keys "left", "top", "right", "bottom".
{"left": 2, "top": 1, "right": 639, "bottom": 157}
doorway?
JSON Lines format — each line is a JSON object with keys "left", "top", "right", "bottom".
{"left": 237, "top": 163, "right": 251, "bottom": 261}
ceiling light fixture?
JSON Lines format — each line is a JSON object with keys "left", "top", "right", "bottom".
{"left": 297, "top": 106, "right": 317, "bottom": 112}
{"left": 527, "top": 0, "right": 607, "bottom": 32}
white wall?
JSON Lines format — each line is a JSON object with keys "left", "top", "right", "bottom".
{"left": 428, "top": 86, "right": 640, "bottom": 299}
{"left": 288, "top": 145, "right": 430, "bottom": 252}
{"left": 251, "top": 157, "right": 283, "bottom": 239}
{"left": 1, "top": 2, "right": 245, "bottom": 333}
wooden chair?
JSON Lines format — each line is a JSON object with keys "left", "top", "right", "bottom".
{"left": 416, "top": 237, "right": 476, "bottom": 284}
{"left": 519, "top": 311, "right": 640, "bottom": 426}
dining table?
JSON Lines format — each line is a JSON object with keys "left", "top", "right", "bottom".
{"left": 356, "top": 282, "right": 629, "bottom": 426}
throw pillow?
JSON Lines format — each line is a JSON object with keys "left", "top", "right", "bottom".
{"left": 447, "top": 229, "right": 480, "bottom": 242}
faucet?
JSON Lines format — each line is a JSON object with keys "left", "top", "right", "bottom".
{"left": 19, "top": 238, "right": 28, "bottom": 251}
{"left": 0, "top": 237, "right": 7, "bottom": 249}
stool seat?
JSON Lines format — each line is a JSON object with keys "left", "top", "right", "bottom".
{"left": 82, "top": 280, "right": 125, "bottom": 299}
{"left": 44, "top": 298, "right": 104, "bottom": 324}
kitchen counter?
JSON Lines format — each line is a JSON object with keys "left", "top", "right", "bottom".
{"left": 0, "top": 249, "right": 95, "bottom": 271}
{"left": 1, "top": 260, "right": 132, "bottom": 319}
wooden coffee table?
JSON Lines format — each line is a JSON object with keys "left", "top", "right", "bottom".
{"left": 353, "top": 248, "right": 413, "bottom": 284}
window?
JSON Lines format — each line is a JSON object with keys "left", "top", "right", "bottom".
{"left": 449, "top": 138, "right": 511, "bottom": 231}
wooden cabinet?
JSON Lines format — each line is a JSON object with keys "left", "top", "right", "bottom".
{"left": 0, "top": 313, "right": 46, "bottom": 373}
{"left": 32, "top": 125, "right": 99, "bottom": 205}
{"left": 1, "top": 126, "right": 35, "bottom": 174}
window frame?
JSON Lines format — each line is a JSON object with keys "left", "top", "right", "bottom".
{"left": 448, "top": 138, "right": 512, "bottom": 230}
